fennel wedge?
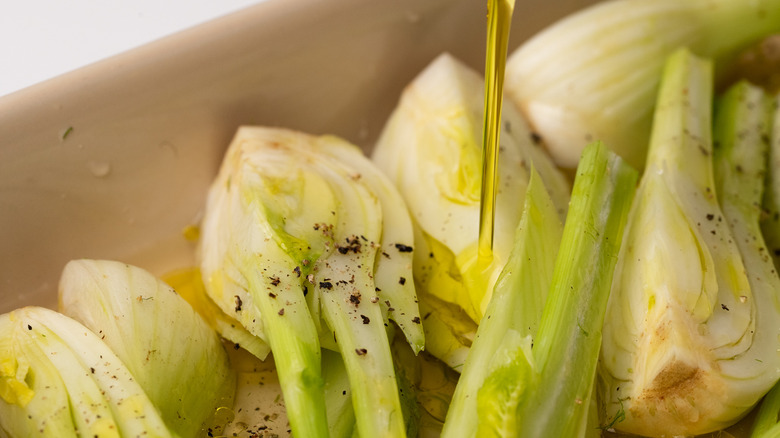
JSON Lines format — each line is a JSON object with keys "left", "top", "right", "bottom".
{"left": 505, "top": 0, "right": 780, "bottom": 170}
{"left": 600, "top": 49, "right": 780, "bottom": 436}
{"left": 372, "top": 53, "right": 569, "bottom": 370}
{"left": 58, "top": 259, "right": 236, "bottom": 438}
{"left": 199, "top": 127, "right": 422, "bottom": 438}
{"left": 0, "top": 307, "right": 174, "bottom": 438}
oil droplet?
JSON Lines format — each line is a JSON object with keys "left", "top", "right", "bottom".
{"left": 207, "top": 406, "right": 236, "bottom": 436}
{"left": 357, "top": 121, "right": 369, "bottom": 141}
{"left": 159, "top": 141, "right": 178, "bottom": 157}
{"left": 87, "top": 161, "right": 111, "bottom": 178}
{"left": 182, "top": 225, "right": 200, "bottom": 242}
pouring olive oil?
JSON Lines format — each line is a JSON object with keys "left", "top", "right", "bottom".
{"left": 478, "top": 0, "right": 516, "bottom": 264}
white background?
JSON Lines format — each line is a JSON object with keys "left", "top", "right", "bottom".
{"left": 0, "top": 0, "right": 264, "bottom": 97}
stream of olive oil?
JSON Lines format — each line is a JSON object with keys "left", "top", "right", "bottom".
{"left": 478, "top": 0, "right": 516, "bottom": 263}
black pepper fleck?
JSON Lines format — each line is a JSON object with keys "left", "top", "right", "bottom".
{"left": 394, "top": 243, "right": 413, "bottom": 253}
{"left": 337, "top": 235, "right": 362, "bottom": 254}
{"left": 350, "top": 293, "right": 361, "bottom": 306}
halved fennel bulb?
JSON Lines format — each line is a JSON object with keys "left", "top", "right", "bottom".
{"left": 372, "top": 53, "right": 570, "bottom": 370}
{"left": 58, "top": 259, "right": 235, "bottom": 438}
{"left": 600, "top": 49, "right": 780, "bottom": 436}
{"left": 198, "top": 126, "right": 423, "bottom": 438}
{"left": 0, "top": 306, "right": 174, "bottom": 438}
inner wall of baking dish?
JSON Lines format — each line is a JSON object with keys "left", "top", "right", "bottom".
{"left": 0, "top": 0, "right": 597, "bottom": 313}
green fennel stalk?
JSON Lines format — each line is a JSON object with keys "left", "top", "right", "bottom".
{"left": 441, "top": 168, "right": 563, "bottom": 437}
{"left": 512, "top": 141, "right": 637, "bottom": 437}
{"left": 442, "top": 141, "right": 637, "bottom": 438}
{"left": 761, "top": 93, "right": 780, "bottom": 269}
{"left": 711, "top": 80, "right": 779, "bottom": 438}
{"left": 752, "top": 382, "right": 780, "bottom": 438}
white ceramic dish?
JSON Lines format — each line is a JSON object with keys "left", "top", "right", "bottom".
{"left": 0, "top": 0, "right": 597, "bottom": 313}
{"left": 1, "top": 1, "right": 767, "bottom": 436}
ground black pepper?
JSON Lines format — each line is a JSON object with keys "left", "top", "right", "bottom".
{"left": 394, "top": 243, "right": 413, "bottom": 252}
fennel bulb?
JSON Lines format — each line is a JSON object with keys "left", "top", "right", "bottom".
{"left": 0, "top": 306, "right": 174, "bottom": 438}
{"left": 372, "top": 53, "right": 570, "bottom": 369}
{"left": 505, "top": 0, "right": 780, "bottom": 170}
{"left": 600, "top": 49, "right": 780, "bottom": 436}
{"left": 162, "top": 267, "right": 272, "bottom": 361}
{"left": 199, "top": 126, "right": 422, "bottom": 438}
{"left": 58, "top": 259, "right": 235, "bottom": 438}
